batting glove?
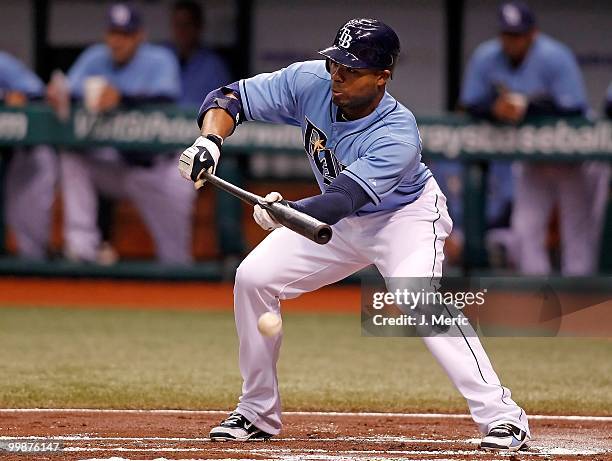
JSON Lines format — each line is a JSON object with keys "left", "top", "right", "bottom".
{"left": 178, "top": 134, "right": 222, "bottom": 189}
{"left": 253, "top": 192, "right": 284, "bottom": 231}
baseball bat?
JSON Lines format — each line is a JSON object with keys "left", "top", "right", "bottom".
{"left": 200, "top": 171, "right": 333, "bottom": 245}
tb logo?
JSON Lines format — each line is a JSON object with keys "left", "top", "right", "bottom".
{"left": 304, "top": 118, "right": 344, "bottom": 185}
{"left": 338, "top": 26, "right": 353, "bottom": 49}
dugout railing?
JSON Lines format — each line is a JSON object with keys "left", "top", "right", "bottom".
{"left": 0, "top": 104, "right": 611, "bottom": 278}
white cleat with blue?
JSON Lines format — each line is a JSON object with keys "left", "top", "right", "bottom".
{"left": 481, "top": 423, "right": 530, "bottom": 451}
{"left": 209, "top": 411, "right": 273, "bottom": 441}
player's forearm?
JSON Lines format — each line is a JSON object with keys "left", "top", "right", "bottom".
{"left": 181, "top": 86, "right": 241, "bottom": 186}
{"left": 526, "top": 96, "right": 585, "bottom": 117}
{"left": 464, "top": 103, "right": 495, "bottom": 120}
{"left": 289, "top": 174, "right": 372, "bottom": 225}
{"left": 200, "top": 108, "right": 235, "bottom": 140}
{"left": 197, "top": 83, "right": 244, "bottom": 139}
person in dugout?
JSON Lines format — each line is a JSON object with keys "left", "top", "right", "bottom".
{"left": 460, "top": 1, "right": 609, "bottom": 275}
{"left": 47, "top": 3, "right": 195, "bottom": 265}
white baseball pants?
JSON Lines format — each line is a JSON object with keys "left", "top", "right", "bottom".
{"left": 233, "top": 178, "right": 529, "bottom": 437}
{"left": 512, "top": 162, "right": 609, "bottom": 275}
{"left": 59, "top": 148, "right": 195, "bottom": 264}
{"left": 5, "top": 145, "right": 57, "bottom": 259}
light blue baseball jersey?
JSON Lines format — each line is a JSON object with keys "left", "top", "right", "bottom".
{"left": 0, "top": 52, "right": 44, "bottom": 98}
{"left": 67, "top": 43, "right": 180, "bottom": 99}
{"left": 239, "top": 60, "right": 431, "bottom": 214}
{"left": 461, "top": 33, "right": 587, "bottom": 111}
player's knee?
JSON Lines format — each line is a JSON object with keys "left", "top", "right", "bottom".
{"left": 234, "top": 257, "right": 274, "bottom": 294}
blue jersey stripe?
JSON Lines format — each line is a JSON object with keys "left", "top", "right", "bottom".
{"left": 240, "top": 79, "right": 254, "bottom": 121}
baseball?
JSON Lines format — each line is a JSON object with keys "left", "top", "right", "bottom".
{"left": 257, "top": 312, "right": 282, "bottom": 337}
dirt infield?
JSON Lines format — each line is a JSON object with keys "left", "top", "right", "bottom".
{"left": 1, "top": 410, "right": 610, "bottom": 460}
{"left": 0, "top": 278, "right": 359, "bottom": 312}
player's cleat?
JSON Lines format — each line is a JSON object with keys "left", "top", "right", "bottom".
{"left": 209, "top": 411, "right": 273, "bottom": 441}
{"left": 480, "top": 423, "right": 529, "bottom": 451}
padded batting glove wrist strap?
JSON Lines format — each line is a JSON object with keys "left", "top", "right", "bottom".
{"left": 178, "top": 136, "right": 221, "bottom": 184}
{"left": 205, "top": 133, "right": 224, "bottom": 150}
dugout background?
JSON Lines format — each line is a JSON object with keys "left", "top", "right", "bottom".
{"left": 1, "top": 0, "right": 610, "bottom": 114}
{"left": 0, "top": 0, "right": 611, "bottom": 273}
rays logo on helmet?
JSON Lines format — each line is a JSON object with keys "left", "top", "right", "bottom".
{"left": 337, "top": 25, "right": 353, "bottom": 49}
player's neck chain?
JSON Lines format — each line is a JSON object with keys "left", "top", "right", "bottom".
{"left": 337, "top": 108, "right": 350, "bottom": 122}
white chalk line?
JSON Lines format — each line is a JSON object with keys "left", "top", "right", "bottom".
{"left": 3, "top": 411, "right": 609, "bottom": 459}
{"left": 61, "top": 446, "right": 600, "bottom": 456}
{"left": 79, "top": 456, "right": 280, "bottom": 461}
{"left": 0, "top": 436, "right": 606, "bottom": 457}
{"left": 77, "top": 458, "right": 505, "bottom": 461}
{"left": 0, "top": 435, "right": 464, "bottom": 444}
{"left": 1, "top": 408, "right": 611, "bottom": 422}
{"left": 69, "top": 447, "right": 488, "bottom": 455}
{"left": 62, "top": 446, "right": 610, "bottom": 458}
{"left": 226, "top": 446, "right": 607, "bottom": 456}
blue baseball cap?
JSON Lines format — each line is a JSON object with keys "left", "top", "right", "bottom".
{"left": 107, "top": 3, "right": 142, "bottom": 33}
{"left": 498, "top": 1, "right": 536, "bottom": 34}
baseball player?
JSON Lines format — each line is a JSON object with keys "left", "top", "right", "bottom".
{"left": 48, "top": 3, "right": 195, "bottom": 264}
{"left": 1, "top": 51, "right": 56, "bottom": 259}
{"left": 179, "top": 19, "right": 530, "bottom": 451}
{"left": 461, "top": 1, "right": 607, "bottom": 275}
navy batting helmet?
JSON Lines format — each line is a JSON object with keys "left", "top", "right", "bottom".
{"left": 319, "top": 18, "right": 400, "bottom": 70}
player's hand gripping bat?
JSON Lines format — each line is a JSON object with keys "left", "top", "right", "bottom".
{"left": 199, "top": 171, "right": 332, "bottom": 245}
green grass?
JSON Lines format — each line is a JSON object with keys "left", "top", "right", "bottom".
{"left": 0, "top": 306, "right": 610, "bottom": 415}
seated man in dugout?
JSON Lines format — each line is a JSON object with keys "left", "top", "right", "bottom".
{"left": 47, "top": 3, "right": 195, "bottom": 265}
